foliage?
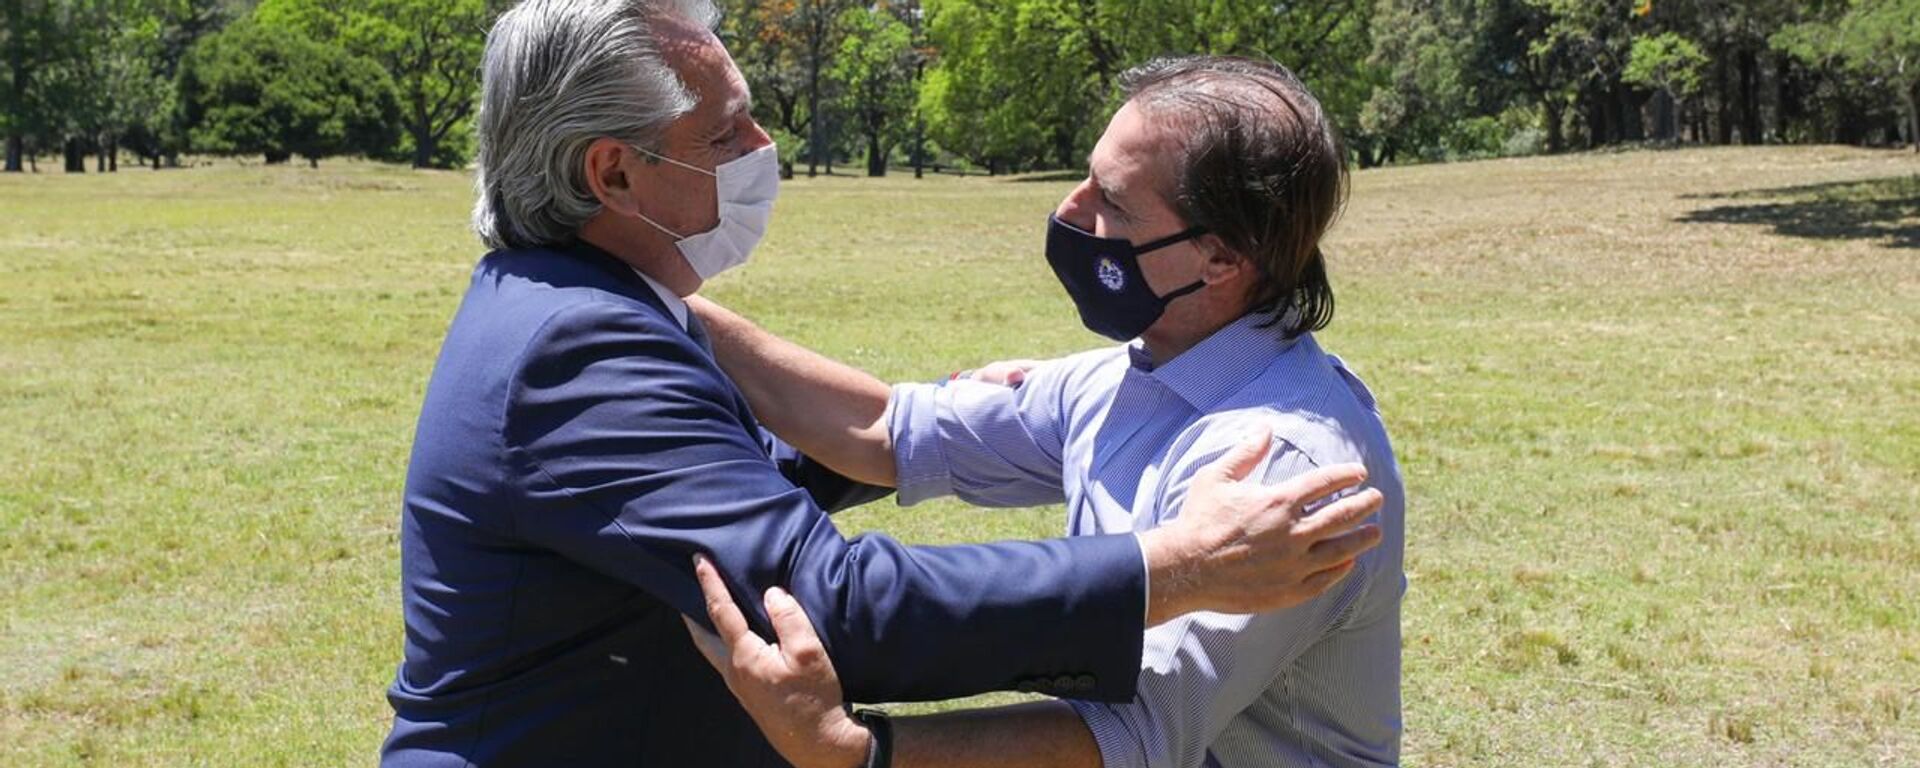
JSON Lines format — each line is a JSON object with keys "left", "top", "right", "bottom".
{"left": 255, "top": 0, "right": 491, "bottom": 168}
{"left": 1624, "top": 31, "right": 1708, "bottom": 98}
{"left": 176, "top": 19, "right": 400, "bottom": 165}
{"left": 1775, "top": 0, "right": 1920, "bottom": 151}
{"left": 829, "top": 4, "right": 917, "bottom": 176}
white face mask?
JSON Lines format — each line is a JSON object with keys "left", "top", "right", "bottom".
{"left": 633, "top": 143, "right": 779, "bottom": 281}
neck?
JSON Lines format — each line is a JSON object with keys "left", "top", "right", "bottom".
{"left": 578, "top": 218, "right": 702, "bottom": 296}
{"left": 1140, "top": 302, "right": 1247, "bottom": 365}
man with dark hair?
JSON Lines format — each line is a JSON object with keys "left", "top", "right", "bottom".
{"left": 683, "top": 54, "right": 1405, "bottom": 768}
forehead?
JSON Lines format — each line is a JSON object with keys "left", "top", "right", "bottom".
{"left": 1090, "top": 101, "right": 1183, "bottom": 205}
{"left": 658, "top": 18, "right": 748, "bottom": 120}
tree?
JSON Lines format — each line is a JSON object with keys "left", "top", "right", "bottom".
{"left": 918, "top": 0, "right": 1092, "bottom": 174}
{"left": 3, "top": 0, "right": 69, "bottom": 172}
{"left": 177, "top": 19, "right": 400, "bottom": 166}
{"left": 256, "top": 0, "right": 490, "bottom": 168}
{"left": 1776, "top": 0, "right": 1920, "bottom": 151}
{"left": 1624, "top": 31, "right": 1708, "bottom": 140}
{"left": 791, "top": 0, "right": 855, "bottom": 176}
{"left": 830, "top": 4, "right": 915, "bottom": 176}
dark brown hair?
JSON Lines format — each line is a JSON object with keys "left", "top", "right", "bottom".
{"left": 1120, "top": 55, "right": 1348, "bottom": 338}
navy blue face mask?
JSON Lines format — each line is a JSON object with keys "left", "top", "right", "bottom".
{"left": 1045, "top": 214, "right": 1209, "bottom": 341}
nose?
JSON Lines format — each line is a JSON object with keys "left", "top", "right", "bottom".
{"left": 1055, "top": 178, "right": 1097, "bottom": 231}
{"left": 744, "top": 118, "right": 773, "bottom": 152}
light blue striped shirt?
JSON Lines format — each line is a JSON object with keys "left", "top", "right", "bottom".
{"left": 887, "top": 312, "right": 1405, "bottom": 768}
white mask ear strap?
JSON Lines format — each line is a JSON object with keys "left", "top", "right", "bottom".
{"left": 633, "top": 145, "right": 717, "bottom": 178}
{"left": 634, "top": 210, "right": 686, "bottom": 240}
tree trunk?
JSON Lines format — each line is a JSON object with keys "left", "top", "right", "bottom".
{"left": 806, "top": 46, "right": 822, "bottom": 178}
{"left": 95, "top": 142, "right": 105, "bottom": 173}
{"left": 1738, "top": 48, "right": 1761, "bottom": 145}
{"left": 1617, "top": 82, "right": 1645, "bottom": 142}
{"left": 5, "top": 0, "right": 24, "bottom": 173}
{"left": 1544, "top": 99, "right": 1565, "bottom": 153}
{"left": 411, "top": 93, "right": 435, "bottom": 168}
{"left": 913, "top": 117, "right": 924, "bottom": 179}
{"left": 265, "top": 149, "right": 291, "bottom": 164}
{"left": 1582, "top": 88, "right": 1605, "bottom": 148}
{"left": 1714, "top": 55, "right": 1734, "bottom": 145}
{"left": 108, "top": 138, "right": 117, "bottom": 172}
{"left": 1774, "top": 55, "right": 1794, "bottom": 142}
{"left": 865, "top": 134, "right": 884, "bottom": 177}
{"left": 1653, "top": 90, "right": 1676, "bottom": 142}
{"left": 1907, "top": 82, "right": 1920, "bottom": 152}
{"left": 310, "top": 156, "right": 320, "bottom": 169}
{"left": 64, "top": 137, "right": 85, "bottom": 173}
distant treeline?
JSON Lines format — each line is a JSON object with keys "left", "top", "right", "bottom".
{"left": 2, "top": 0, "right": 1915, "bottom": 175}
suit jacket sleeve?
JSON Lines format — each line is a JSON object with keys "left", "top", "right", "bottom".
{"left": 761, "top": 428, "right": 896, "bottom": 513}
{"left": 500, "top": 300, "right": 1147, "bottom": 703}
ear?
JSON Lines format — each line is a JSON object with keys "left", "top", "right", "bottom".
{"left": 1198, "top": 234, "right": 1249, "bottom": 284}
{"left": 583, "top": 137, "right": 642, "bottom": 217}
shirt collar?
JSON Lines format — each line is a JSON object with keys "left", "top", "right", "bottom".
{"left": 1134, "top": 309, "right": 1301, "bottom": 411}
{"left": 560, "top": 238, "right": 689, "bottom": 331}
{"left": 630, "top": 268, "right": 689, "bottom": 331}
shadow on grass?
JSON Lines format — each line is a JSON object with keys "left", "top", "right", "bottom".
{"left": 1677, "top": 175, "right": 1920, "bottom": 249}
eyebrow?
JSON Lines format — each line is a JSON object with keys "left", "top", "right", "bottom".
{"left": 1089, "top": 160, "right": 1129, "bottom": 211}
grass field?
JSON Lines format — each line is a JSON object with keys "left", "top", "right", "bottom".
{"left": 2, "top": 145, "right": 1917, "bottom": 766}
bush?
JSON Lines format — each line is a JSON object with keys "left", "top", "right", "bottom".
{"left": 176, "top": 20, "right": 400, "bottom": 166}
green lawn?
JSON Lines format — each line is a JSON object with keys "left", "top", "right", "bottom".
{"left": 2, "top": 146, "right": 1916, "bottom": 766}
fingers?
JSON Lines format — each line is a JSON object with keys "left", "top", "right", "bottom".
{"left": 1294, "top": 487, "right": 1384, "bottom": 539}
{"left": 764, "top": 587, "right": 831, "bottom": 672}
{"left": 693, "top": 555, "right": 761, "bottom": 653}
{"left": 1271, "top": 462, "right": 1368, "bottom": 508}
{"left": 1307, "top": 524, "right": 1383, "bottom": 568}
{"left": 682, "top": 615, "right": 731, "bottom": 672}
{"left": 1205, "top": 424, "right": 1275, "bottom": 483}
{"left": 1299, "top": 558, "right": 1358, "bottom": 594}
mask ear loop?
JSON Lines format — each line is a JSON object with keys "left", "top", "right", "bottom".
{"left": 1134, "top": 226, "right": 1211, "bottom": 301}
{"left": 631, "top": 144, "right": 718, "bottom": 178}
{"left": 1133, "top": 225, "right": 1208, "bottom": 255}
{"left": 627, "top": 144, "right": 714, "bottom": 240}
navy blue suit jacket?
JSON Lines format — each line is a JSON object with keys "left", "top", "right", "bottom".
{"left": 381, "top": 244, "right": 1147, "bottom": 766}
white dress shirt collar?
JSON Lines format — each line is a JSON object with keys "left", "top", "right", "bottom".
{"left": 631, "top": 268, "right": 689, "bottom": 331}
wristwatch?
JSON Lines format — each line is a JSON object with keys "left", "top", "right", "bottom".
{"left": 852, "top": 708, "right": 893, "bottom": 768}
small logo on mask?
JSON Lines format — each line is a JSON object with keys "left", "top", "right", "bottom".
{"left": 1096, "top": 257, "right": 1125, "bottom": 292}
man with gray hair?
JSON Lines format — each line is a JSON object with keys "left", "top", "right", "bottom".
{"left": 383, "top": 3, "right": 1383, "bottom": 766}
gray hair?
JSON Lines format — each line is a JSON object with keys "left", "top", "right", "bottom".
{"left": 472, "top": 0, "right": 719, "bottom": 250}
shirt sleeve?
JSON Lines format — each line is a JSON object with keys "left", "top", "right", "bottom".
{"left": 887, "top": 358, "right": 1076, "bottom": 508}
{"left": 500, "top": 301, "right": 1149, "bottom": 703}
{"left": 1069, "top": 440, "right": 1371, "bottom": 768}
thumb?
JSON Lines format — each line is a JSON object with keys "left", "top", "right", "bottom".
{"left": 764, "top": 586, "right": 830, "bottom": 669}
{"left": 1205, "top": 424, "right": 1274, "bottom": 483}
